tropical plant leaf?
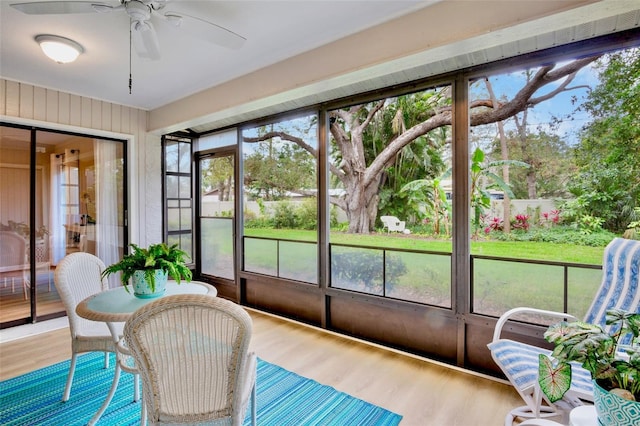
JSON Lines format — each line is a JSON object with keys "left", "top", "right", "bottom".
{"left": 544, "top": 321, "right": 574, "bottom": 344}
{"left": 538, "top": 354, "right": 572, "bottom": 403}
{"left": 627, "top": 314, "right": 640, "bottom": 338}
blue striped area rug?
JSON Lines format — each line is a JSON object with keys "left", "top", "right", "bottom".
{"left": 0, "top": 352, "right": 402, "bottom": 425}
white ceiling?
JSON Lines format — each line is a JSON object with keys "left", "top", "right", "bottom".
{"left": 2, "top": 0, "right": 639, "bottom": 135}
{"left": 0, "top": 0, "right": 433, "bottom": 111}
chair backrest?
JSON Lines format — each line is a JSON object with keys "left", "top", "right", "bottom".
{"left": 380, "top": 215, "right": 404, "bottom": 231}
{"left": 124, "top": 294, "right": 253, "bottom": 425}
{"left": 380, "top": 216, "right": 395, "bottom": 225}
{"left": 54, "top": 252, "right": 110, "bottom": 337}
{"left": 0, "top": 231, "right": 27, "bottom": 270}
{"left": 584, "top": 238, "right": 640, "bottom": 343}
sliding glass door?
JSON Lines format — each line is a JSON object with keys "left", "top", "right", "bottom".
{"left": 0, "top": 123, "right": 126, "bottom": 327}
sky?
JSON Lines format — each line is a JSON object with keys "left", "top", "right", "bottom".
{"left": 477, "top": 59, "right": 600, "bottom": 146}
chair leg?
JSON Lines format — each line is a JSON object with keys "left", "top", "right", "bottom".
{"left": 251, "top": 382, "right": 257, "bottom": 426}
{"left": 104, "top": 351, "right": 110, "bottom": 369}
{"left": 140, "top": 401, "right": 147, "bottom": 426}
{"left": 62, "top": 353, "right": 78, "bottom": 402}
{"left": 134, "top": 374, "right": 140, "bottom": 402}
{"left": 23, "top": 278, "right": 29, "bottom": 300}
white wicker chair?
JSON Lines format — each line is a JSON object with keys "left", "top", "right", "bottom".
{"left": 53, "top": 252, "right": 127, "bottom": 401}
{"left": 124, "top": 294, "right": 257, "bottom": 426}
{"left": 0, "top": 231, "right": 28, "bottom": 299}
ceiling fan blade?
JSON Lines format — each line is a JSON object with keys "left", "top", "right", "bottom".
{"left": 10, "top": 1, "right": 109, "bottom": 14}
{"left": 162, "top": 11, "right": 246, "bottom": 50}
{"left": 131, "top": 20, "right": 161, "bottom": 61}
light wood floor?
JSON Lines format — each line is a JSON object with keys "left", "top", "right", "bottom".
{"left": 0, "top": 272, "right": 64, "bottom": 323}
{"left": 0, "top": 309, "right": 525, "bottom": 425}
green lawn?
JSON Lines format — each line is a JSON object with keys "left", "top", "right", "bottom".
{"left": 242, "top": 227, "right": 606, "bottom": 319}
{"left": 244, "top": 228, "right": 604, "bottom": 264}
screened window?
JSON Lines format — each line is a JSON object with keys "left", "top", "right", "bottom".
{"left": 163, "top": 135, "right": 193, "bottom": 261}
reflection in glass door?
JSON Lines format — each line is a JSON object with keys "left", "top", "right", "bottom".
{"left": 199, "top": 152, "right": 235, "bottom": 281}
{"left": 0, "top": 124, "right": 126, "bottom": 327}
{"left": 0, "top": 126, "right": 32, "bottom": 323}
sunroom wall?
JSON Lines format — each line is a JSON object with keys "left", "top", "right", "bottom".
{"left": 0, "top": 78, "right": 162, "bottom": 247}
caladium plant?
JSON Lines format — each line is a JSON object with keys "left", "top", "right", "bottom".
{"left": 538, "top": 309, "right": 640, "bottom": 403}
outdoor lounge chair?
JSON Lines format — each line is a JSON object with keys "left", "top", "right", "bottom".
{"left": 380, "top": 215, "right": 406, "bottom": 233}
{"left": 488, "top": 237, "right": 640, "bottom": 426}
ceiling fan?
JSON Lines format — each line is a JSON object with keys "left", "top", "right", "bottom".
{"left": 10, "top": 0, "right": 246, "bottom": 61}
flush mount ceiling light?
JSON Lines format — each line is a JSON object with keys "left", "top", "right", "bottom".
{"left": 35, "top": 34, "right": 84, "bottom": 64}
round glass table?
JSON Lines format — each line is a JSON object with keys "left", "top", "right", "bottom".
{"left": 76, "top": 280, "right": 216, "bottom": 322}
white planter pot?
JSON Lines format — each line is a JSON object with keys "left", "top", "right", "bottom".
{"left": 131, "top": 269, "right": 168, "bottom": 299}
{"left": 593, "top": 380, "right": 640, "bottom": 426}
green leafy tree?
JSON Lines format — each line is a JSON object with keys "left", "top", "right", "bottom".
{"left": 469, "top": 147, "right": 529, "bottom": 236}
{"left": 201, "top": 155, "right": 234, "bottom": 201}
{"left": 498, "top": 130, "right": 576, "bottom": 199}
{"left": 569, "top": 49, "right": 640, "bottom": 233}
{"left": 400, "top": 170, "right": 451, "bottom": 236}
{"left": 244, "top": 141, "right": 316, "bottom": 200}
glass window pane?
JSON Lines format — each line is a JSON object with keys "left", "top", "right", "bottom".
{"left": 386, "top": 251, "right": 451, "bottom": 307}
{"left": 241, "top": 113, "right": 318, "bottom": 282}
{"left": 178, "top": 142, "right": 190, "bottom": 173}
{"left": 567, "top": 266, "right": 602, "bottom": 319}
{"left": 201, "top": 218, "right": 234, "bottom": 279}
{"left": 179, "top": 176, "right": 191, "bottom": 198}
{"left": 200, "top": 155, "right": 235, "bottom": 218}
{"left": 279, "top": 241, "right": 317, "bottom": 283}
{"left": 244, "top": 237, "right": 277, "bottom": 276}
{"left": 331, "top": 246, "right": 383, "bottom": 296}
{"left": 473, "top": 259, "right": 564, "bottom": 323}
{"left": 180, "top": 207, "right": 192, "bottom": 230}
{"left": 166, "top": 175, "right": 178, "bottom": 198}
{"left": 167, "top": 208, "right": 180, "bottom": 231}
{"left": 181, "top": 233, "right": 193, "bottom": 261}
{"left": 0, "top": 125, "right": 32, "bottom": 318}
{"left": 168, "top": 233, "right": 193, "bottom": 262}
{"left": 166, "top": 141, "right": 179, "bottom": 172}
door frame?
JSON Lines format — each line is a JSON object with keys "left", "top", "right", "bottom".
{"left": 195, "top": 147, "right": 241, "bottom": 301}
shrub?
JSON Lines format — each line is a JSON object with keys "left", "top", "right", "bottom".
{"left": 484, "top": 217, "right": 503, "bottom": 234}
{"left": 331, "top": 251, "right": 407, "bottom": 293}
{"left": 541, "top": 209, "right": 561, "bottom": 227}
{"left": 295, "top": 198, "right": 318, "bottom": 230}
{"left": 511, "top": 214, "right": 530, "bottom": 231}
{"left": 272, "top": 201, "right": 297, "bottom": 228}
{"left": 490, "top": 226, "right": 617, "bottom": 246}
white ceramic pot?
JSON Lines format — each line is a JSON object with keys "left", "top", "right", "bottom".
{"left": 131, "top": 269, "right": 168, "bottom": 299}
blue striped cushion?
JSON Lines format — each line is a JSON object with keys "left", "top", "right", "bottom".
{"left": 489, "top": 238, "right": 640, "bottom": 405}
{"left": 585, "top": 238, "right": 640, "bottom": 345}
{"left": 488, "top": 339, "right": 594, "bottom": 399}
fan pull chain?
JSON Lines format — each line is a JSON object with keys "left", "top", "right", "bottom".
{"left": 129, "top": 24, "right": 132, "bottom": 94}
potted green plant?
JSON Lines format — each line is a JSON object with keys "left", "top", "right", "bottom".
{"left": 538, "top": 309, "right": 640, "bottom": 425}
{"left": 102, "top": 243, "right": 192, "bottom": 298}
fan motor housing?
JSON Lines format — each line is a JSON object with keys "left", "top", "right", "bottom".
{"left": 125, "top": 0, "right": 151, "bottom": 22}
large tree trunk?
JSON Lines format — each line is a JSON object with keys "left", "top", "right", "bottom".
{"left": 343, "top": 174, "right": 382, "bottom": 233}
